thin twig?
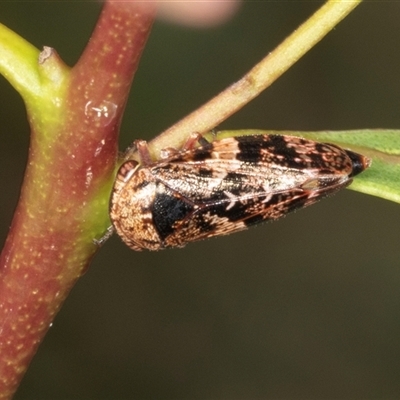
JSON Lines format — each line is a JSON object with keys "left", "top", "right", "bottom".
{"left": 145, "top": 0, "right": 362, "bottom": 159}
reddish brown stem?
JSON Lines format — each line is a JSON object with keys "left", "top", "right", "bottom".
{"left": 0, "top": 2, "right": 155, "bottom": 397}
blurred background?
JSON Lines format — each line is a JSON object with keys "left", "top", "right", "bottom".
{"left": 1, "top": 2, "right": 400, "bottom": 399}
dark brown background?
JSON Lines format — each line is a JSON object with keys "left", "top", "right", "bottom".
{"left": 1, "top": 2, "right": 399, "bottom": 399}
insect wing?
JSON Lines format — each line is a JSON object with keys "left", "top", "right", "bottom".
{"left": 148, "top": 135, "right": 356, "bottom": 247}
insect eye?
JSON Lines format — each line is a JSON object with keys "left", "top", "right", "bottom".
{"left": 118, "top": 160, "right": 140, "bottom": 182}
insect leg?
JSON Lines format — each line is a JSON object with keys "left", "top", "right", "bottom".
{"left": 135, "top": 140, "right": 153, "bottom": 166}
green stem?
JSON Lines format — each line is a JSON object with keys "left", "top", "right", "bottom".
{"left": 0, "top": 22, "right": 41, "bottom": 102}
{"left": 145, "top": 0, "right": 362, "bottom": 160}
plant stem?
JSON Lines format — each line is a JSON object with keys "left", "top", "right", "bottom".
{"left": 146, "top": 0, "right": 362, "bottom": 159}
{"left": 0, "top": 2, "right": 155, "bottom": 398}
{"left": 0, "top": 23, "right": 41, "bottom": 102}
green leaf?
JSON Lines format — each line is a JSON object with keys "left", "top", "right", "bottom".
{"left": 215, "top": 129, "right": 400, "bottom": 204}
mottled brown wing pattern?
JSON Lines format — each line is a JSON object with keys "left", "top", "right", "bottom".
{"left": 109, "top": 134, "right": 370, "bottom": 251}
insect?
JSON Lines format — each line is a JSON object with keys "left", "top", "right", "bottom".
{"left": 109, "top": 134, "right": 370, "bottom": 251}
